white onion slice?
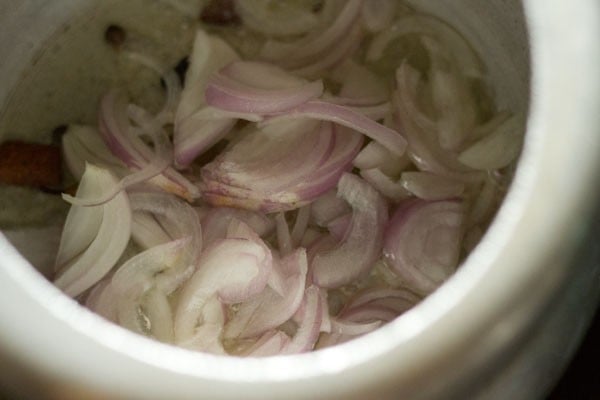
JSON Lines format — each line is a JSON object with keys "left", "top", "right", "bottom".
{"left": 330, "top": 318, "right": 382, "bottom": 336}
{"left": 361, "top": 0, "right": 397, "bottom": 33}
{"left": 383, "top": 199, "right": 465, "bottom": 295}
{"left": 261, "top": 0, "right": 363, "bottom": 69}
{"left": 224, "top": 248, "right": 308, "bottom": 339}
{"left": 85, "top": 279, "right": 118, "bottom": 323}
{"left": 235, "top": 0, "right": 320, "bottom": 37}
{"left": 201, "top": 207, "right": 274, "bottom": 246}
{"left": 174, "top": 233, "right": 271, "bottom": 344}
{"left": 367, "top": 14, "right": 484, "bottom": 78}
{"left": 244, "top": 330, "right": 291, "bottom": 358}
{"left": 281, "top": 286, "right": 323, "bottom": 354}
{"left": 131, "top": 211, "right": 172, "bottom": 249}
{"left": 206, "top": 73, "right": 324, "bottom": 114}
{"left": 359, "top": 168, "right": 411, "bottom": 202}
{"left": 174, "top": 30, "right": 239, "bottom": 168}
{"left": 201, "top": 122, "right": 362, "bottom": 212}
{"left": 62, "top": 125, "right": 127, "bottom": 181}
{"left": 400, "top": 171, "right": 465, "bottom": 201}
{"left": 458, "top": 114, "right": 524, "bottom": 170}
{"left": 278, "top": 100, "right": 406, "bottom": 156}
{"left": 54, "top": 165, "right": 132, "bottom": 297}
{"left": 312, "top": 173, "right": 388, "bottom": 288}
{"left": 310, "top": 188, "right": 351, "bottom": 227}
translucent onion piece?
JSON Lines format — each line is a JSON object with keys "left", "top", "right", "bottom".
{"left": 112, "top": 238, "right": 192, "bottom": 300}
{"left": 260, "top": 0, "right": 363, "bottom": 69}
{"left": 275, "top": 212, "right": 293, "bottom": 255}
{"left": 280, "top": 100, "right": 406, "bottom": 156}
{"left": 361, "top": 0, "right": 397, "bottom": 33}
{"left": 174, "top": 30, "right": 239, "bottom": 167}
{"left": 458, "top": 114, "right": 523, "bottom": 170}
{"left": 310, "top": 188, "right": 351, "bottom": 227}
{"left": 423, "top": 37, "right": 477, "bottom": 150}
{"left": 290, "top": 205, "right": 311, "bottom": 246}
{"left": 129, "top": 192, "right": 202, "bottom": 286}
{"left": 281, "top": 285, "right": 323, "bottom": 354}
{"left": 235, "top": 0, "right": 320, "bottom": 37}
{"left": 330, "top": 318, "right": 382, "bottom": 336}
{"left": 62, "top": 125, "right": 126, "bottom": 181}
{"left": 174, "top": 113, "right": 235, "bottom": 169}
{"left": 292, "top": 24, "right": 363, "bottom": 79}
{"left": 367, "top": 13, "right": 484, "bottom": 78}
{"left": 327, "top": 213, "right": 351, "bottom": 241}
{"left": 177, "top": 295, "right": 227, "bottom": 354}
{"left": 174, "top": 235, "right": 271, "bottom": 344}
{"left": 201, "top": 122, "right": 362, "bottom": 212}
{"left": 201, "top": 207, "right": 274, "bottom": 246}
{"left": 117, "top": 287, "right": 175, "bottom": 343}
{"left": 98, "top": 91, "right": 200, "bottom": 201}
{"left": 243, "top": 331, "right": 291, "bottom": 357}
{"left": 312, "top": 173, "right": 388, "bottom": 288}
{"left": 125, "top": 51, "right": 182, "bottom": 124}
{"left": 54, "top": 165, "right": 132, "bottom": 298}
{"left": 400, "top": 171, "right": 465, "bottom": 201}
{"left": 131, "top": 211, "right": 172, "bottom": 249}
{"left": 353, "top": 141, "right": 409, "bottom": 176}
{"left": 175, "top": 30, "right": 239, "bottom": 124}
{"left": 224, "top": 248, "right": 308, "bottom": 339}
{"left": 205, "top": 71, "right": 324, "bottom": 114}
{"left": 394, "top": 64, "right": 483, "bottom": 182}
{"left": 383, "top": 199, "right": 465, "bottom": 295}
{"left": 336, "top": 286, "right": 420, "bottom": 324}
{"left": 85, "top": 279, "right": 118, "bottom": 323}
{"left": 359, "top": 168, "right": 411, "bottom": 202}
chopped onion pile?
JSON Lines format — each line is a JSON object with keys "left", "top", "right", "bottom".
{"left": 54, "top": 0, "right": 524, "bottom": 356}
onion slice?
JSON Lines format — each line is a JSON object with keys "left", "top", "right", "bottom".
{"left": 281, "top": 286, "right": 323, "bottom": 354}
{"left": 383, "top": 199, "right": 465, "bottom": 295}
{"left": 224, "top": 248, "right": 308, "bottom": 339}
{"left": 312, "top": 173, "right": 388, "bottom": 288}
{"left": 54, "top": 165, "right": 132, "bottom": 298}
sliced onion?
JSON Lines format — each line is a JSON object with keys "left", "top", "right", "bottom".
{"left": 131, "top": 211, "right": 172, "bottom": 249}
{"left": 224, "top": 248, "right": 307, "bottom": 339}
{"left": 206, "top": 73, "right": 324, "bottom": 114}
{"left": 383, "top": 199, "right": 465, "bottom": 295}
{"left": 234, "top": 0, "right": 320, "bottom": 37}
{"left": 352, "top": 141, "right": 409, "bottom": 176}
{"left": 422, "top": 37, "right": 477, "bottom": 151}
{"left": 62, "top": 125, "right": 127, "bottom": 181}
{"left": 292, "top": 24, "right": 363, "bottom": 79}
{"left": 290, "top": 205, "right": 311, "bottom": 246}
{"left": 85, "top": 279, "right": 118, "bottom": 323}
{"left": 275, "top": 212, "right": 293, "bottom": 255}
{"left": 112, "top": 238, "right": 192, "bottom": 300}
{"left": 311, "top": 173, "right": 388, "bottom": 288}
{"left": 243, "top": 330, "right": 291, "bottom": 358}
{"left": 367, "top": 13, "right": 484, "bottom": 78}
{"left": 260, "top": 0, "right": 363, "bottom": 69}
{"left": 176, "top": 295, "right": 227, "bottom": 354}
{"left": 281, "top": 285, "right": 323, "bottom": 354}
{"left": 359, "top": 168, "right": 411, "bottom": 202}
{"left": 54, "top": 165, "right": 132, "bottom": 298}
{"left": 96, "top": 91, "right": 200, "bottom": 201}
{"left": 201, "top": 122, "right": 362, "bottom": 213}
{"left": 175, "top": 30, "right": 239, "bottom": 124}
{"left": 458, "top": 114, "right": 524, "bottom": 170}
{"left": 326, "top": 213, "right": 351, "bottom": 241}
{"left": 330, "top": 318, "right": 382, "bottom": 336}
{"left": 399, "top": 171, "right": 465, "bottom": 201}
{"left": 201, "top": 206, "right": 274, "bottom": 246}
{"left": 275, "top": 100, "right": 406, "bottom": 156}
{"left": 310, "top": 188, "right": 351, "bottom": 227}
{"left": 394, "top": 64, "right": 483, "bottom": 182}
{"left": 174, "top": 233, "right": 271, "bottom": 344}
{"left": 117, "top": 287, "right": 175, "bottom": 343}
{"left": 174, "top": 30, "right": 239, "bottom": 168}
{"left": 129, "top": 191, "right": 203, "bottom": 284}
{"left": 361, "top": 0, "right": 397, "bottom": 33}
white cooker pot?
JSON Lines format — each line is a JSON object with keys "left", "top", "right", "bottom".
{"left": 0, "top": 1, "right": 599, "bottom": 399}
